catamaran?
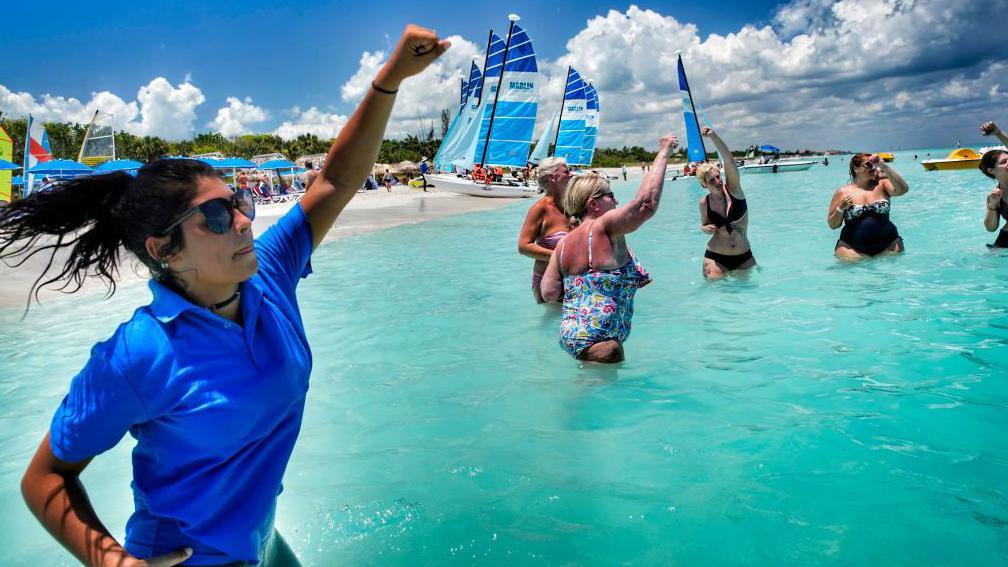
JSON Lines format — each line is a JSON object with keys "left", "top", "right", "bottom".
{"left": 427, "top": 15, "right": 541, "bottom": 198}
{"left": 667, "top": 52, "right": 704, "bottom": 183}
{"left": 528, "top": 66, "right": 601, "bottom": 174}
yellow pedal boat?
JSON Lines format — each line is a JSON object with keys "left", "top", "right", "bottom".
{"left": 921, "top": 148, "right": 981, "bottom": 171}
{"left": 878, "top": 152, "right": 894, "bottom": 162}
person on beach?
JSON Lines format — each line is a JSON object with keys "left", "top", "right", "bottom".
{"left": 697, "top": 127, "right": 756, "bottom": 278}
{"left": 541, "top": 134, "right": 677, "bottom": 363}
{"left": 827, "top": 153, "right": 909, "bottom": 260}
{"left": 621, "top": 164, "right": 627, "bottom": 181}
{"left": 419, "top": 156, "right": 429, "bottom": 191}
{"left": 517, "top": 157, "right": 572, "bottom": 303}
{"left": 7, "top": 25, "right": 448, "bottom": 567}
{"left": 980, "top": 121, "right": 1008, "bottom": 247}
{"left": 382, "top": 168, "right": 395, "bottom": 192}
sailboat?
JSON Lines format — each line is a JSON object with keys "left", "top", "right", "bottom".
{"left": 427, "top": 15, "right": 540, "bottom": 198}
{"left": 667, "top": 52, "right": 706, "bottom": 182}
{"left": 78, "top": 110, "right": 116, "bottom": 167}
{"left": 528, "top": 67, "right": 602, "bottom": 176}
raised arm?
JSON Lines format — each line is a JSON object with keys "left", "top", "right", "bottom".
{"left": 599, "top": 134, "right": 678, "bottom": 237}
{"left": 701, "top": 127, "right": 741, "bottom": 194}
{"left": 985, "top": 187, "right": 1004, "bottom": 232}
{"left": 981, "top": 121, "right": 1008, "bottom": 147}
{"left": 878, "top": 160, "right": 909, "bottom": 196}
{"left": 300, "top": 25, "right": 449, "bottom": 249}
{"left": 22, "top": 434, "right": 191, "bottom": 567}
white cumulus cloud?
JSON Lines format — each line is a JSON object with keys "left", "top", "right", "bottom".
{"left": 273, "top": 107, "right": 350, "bottom": 140}
{"left": 207, "top": 96, "right": 269, "bottom": 137}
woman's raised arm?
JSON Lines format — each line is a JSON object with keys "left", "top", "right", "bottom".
{"left": 600, "top": 134, "right": 678, "bottom": 237}
{"left": 300, "top": 25, "right": 450, "bottom": 249}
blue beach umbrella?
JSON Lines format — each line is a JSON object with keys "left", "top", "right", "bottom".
{"left": 219, "top": 157, "right": 256, "bottom": 169}
{"left": 12, "top": 175, "right": 24, "bottom": 186}
{"left": 95, "top": 159, "right": 144, "bottom": 173}
{"left": 257, "top": 159, "right": 296, "bottom": 170}
{"left": 0, "top": 158, "right": 21, "bottom": 170}
{"left": 27, "top": 159, "right": 94, "bottom": 176}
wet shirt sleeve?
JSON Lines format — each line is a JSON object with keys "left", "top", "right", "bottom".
{"left": 49, "top": 346, "right": 150, "bottom": 463}
{"left": 254, "top": 203, "right": 314, "bottom": 295}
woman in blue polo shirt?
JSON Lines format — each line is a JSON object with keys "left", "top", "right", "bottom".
{"left": 5, "top": 26, "right": 449, "bottom": 567}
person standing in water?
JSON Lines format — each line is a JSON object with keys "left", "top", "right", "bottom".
{"left": 541, "top": 134, "right": 677, "bottom": 363}
{"left": 697, "top": 127, "right": 755, "bottom": 278}
{"left": 827, "top": 153, "right": 909, "bottom": 260}
{"left": 11, "top": 25, "right": 448, "bottom": 567}
{"left": 980, "top": 121, "right": 1008, "bottom": 247}
{"left": 518, "top": 157, "right": 573, "bottom": 303}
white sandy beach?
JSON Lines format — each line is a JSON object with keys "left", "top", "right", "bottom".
{"left": 0, "top": 185, "right": 517, "bottom": 309}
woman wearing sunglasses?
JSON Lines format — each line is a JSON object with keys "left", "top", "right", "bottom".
{"left": 827, "top": 153, "right": 910, "bottom": 260}
{"left": 5, "top": 25, "right": 448, "bottom": 567}
{"left": 540, "top": 134, "right": 677, "bottom": 363}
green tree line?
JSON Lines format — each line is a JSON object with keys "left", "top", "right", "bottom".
{"left": 2, "top": 116, "right": 723, "bottom": 169}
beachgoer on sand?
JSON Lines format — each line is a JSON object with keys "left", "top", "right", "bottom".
{"left": 6, "top": 24, "right": 449, "bottom": 567}
{"left": 541, "top": 134, "right": 677, "bottom": 363}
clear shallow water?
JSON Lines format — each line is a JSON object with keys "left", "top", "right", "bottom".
{"left": 2, "top": 150, "right": 1007, "bottom": 564}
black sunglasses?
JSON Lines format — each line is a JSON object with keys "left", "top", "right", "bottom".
{"left": 159, "top": 188, "right": 256, "bottom": 236}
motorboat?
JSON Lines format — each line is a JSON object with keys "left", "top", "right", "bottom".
{"left": 921, "top": 148, "right": 982, "bottom": 171}
{"left": 738, "top": 160, "right": 816, "bottom": 174}
{"left": 426, "top": 173, "right": 538, "bottom": 198}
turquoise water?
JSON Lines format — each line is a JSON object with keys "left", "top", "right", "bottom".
{"left": 2, "top": 150, "right": 1007, "bottom": 564}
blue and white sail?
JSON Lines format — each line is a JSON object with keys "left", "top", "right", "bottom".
{"left": 481, "top": 21, "right": 539, "bottom": 167}
{"left": 528, "top": 107, "right": 559, "bottom": 165}
{"left": 473, "top": 32, "right": 507, "bottom": 165}
{"left": 553, "top": 67, "right": 586, "bottom": 164}
{"left": 580, "top": 83, "right": 599, "bottom": 166}
{"left": 677, "top": 53, "right": 708, "bottom": 163}
{"left": 435, "top": 60, "right": 487, "bottom": 171}
{"left": 459, "top": 78, "right": 469, "bottom": 108}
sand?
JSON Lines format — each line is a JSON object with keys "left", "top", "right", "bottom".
{"left": 0, "top": 186, "right": 517, "bottom": 309}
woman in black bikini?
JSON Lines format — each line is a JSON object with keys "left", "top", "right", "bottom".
{"left": 828, "top": 153, "right": 909, "bottom": 260}
{"left": 697, "top": 126, "right": 755, "bottom": 279}
{"left": 980, "top": 121, "right": 1008, "bottom": 248}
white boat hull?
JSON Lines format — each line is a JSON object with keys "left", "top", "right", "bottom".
{"left": 739, "top": 161, "right": 816, "bottom": 174}
{"left": 426, "top": 174, "right": 537, "bottom": 198}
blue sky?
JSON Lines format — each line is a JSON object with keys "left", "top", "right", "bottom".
{"left": 2, "top": 1, "right": 1005, "bottom": 150}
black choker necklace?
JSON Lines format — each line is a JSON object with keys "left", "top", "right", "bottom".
{"left": 209, "top": 289, "right": 240, "bottom": 311}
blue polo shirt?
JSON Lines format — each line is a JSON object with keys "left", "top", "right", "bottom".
{"left": 50, "top": 204, "right": 315, "bottom": 565}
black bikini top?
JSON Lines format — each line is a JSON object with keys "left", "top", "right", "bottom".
{"left": 706, "top": 194, "right": 748, "bottom": 229}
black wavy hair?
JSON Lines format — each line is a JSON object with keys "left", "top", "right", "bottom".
{"left": 980, "top": 149, "right": 1007, "bottom": 180}
{"left": 0, "top": 158, "right": 217, "bottom": 312}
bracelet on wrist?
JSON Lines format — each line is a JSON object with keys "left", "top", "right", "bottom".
{"left": 371, "top": 81, "right": 398, "bottom": 95}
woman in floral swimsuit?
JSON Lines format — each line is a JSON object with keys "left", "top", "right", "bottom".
{"left": 541, "top": 134, "right": 677, "bottom": 363}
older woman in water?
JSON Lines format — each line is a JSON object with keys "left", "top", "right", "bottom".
{"left": 827, "top": 153, "right": 909, "bottom": 260}
{"left": 517, "top": 156, "right": 572, "bottom": 303}
{"left": 541, "top": 134, "right": 677, "bottom": 363}
{"left": 696, "top": 126, "right": 755, "bottom": 278}
{"left": 980, "top": 121, "right": 1008, "bottom": 248}
{"left": 9, "top": 26, "right": 447, "bottom": 567}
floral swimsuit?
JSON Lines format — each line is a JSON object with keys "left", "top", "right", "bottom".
{"left": 558, "top": 222, "right": 652, "bottom": 358}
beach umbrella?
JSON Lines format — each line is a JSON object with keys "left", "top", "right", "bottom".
{"left": 257, "top": 159, "right": 297, "bottom": 170}
{"left": 759, "top": 145, "right": 781, "bottom": 153}
{"left": 95, "top": 159, "right": 144, "bottom": 173}
{"left": 12, "top": 175, "right": 24, "bottom": 186}
{"left": 27, "top": 159, "right": 93, "bottom": 176}
{"left": 219, "top": 157, "right": 256, "bottom": 169}
{"left": 196, "top": 157, "right": 225, "bottom": 167}
{"left": 0, "top": 158, "right": 21, "bottom": 170}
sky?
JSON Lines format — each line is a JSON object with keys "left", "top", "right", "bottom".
{"left": 1, "top": 0, "right": 1005, "bottom": 151}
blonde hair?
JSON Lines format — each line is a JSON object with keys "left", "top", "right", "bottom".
{"left": 561, "top": 173, "right": 611, "bottom": 225}
{"left": 694, "top": 162, "right": 718, "bottom": 187}
{"left": 536, "top": 156, "right": 568, "bottom": 189}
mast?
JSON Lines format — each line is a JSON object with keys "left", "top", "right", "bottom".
{"left": 550, "top": 66, "right": 572, "bottom": 157}
{"left": 480, "top": 15, "right": 519, "bottom": 167}
{"left": 677, "top": 52, "right": 708, "bottom": 160}
{"left": 476, "top": 31, "right": 493, "bottom": 106}
{"left": 78, "top": 109, "right": 100, "bottom": 163}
